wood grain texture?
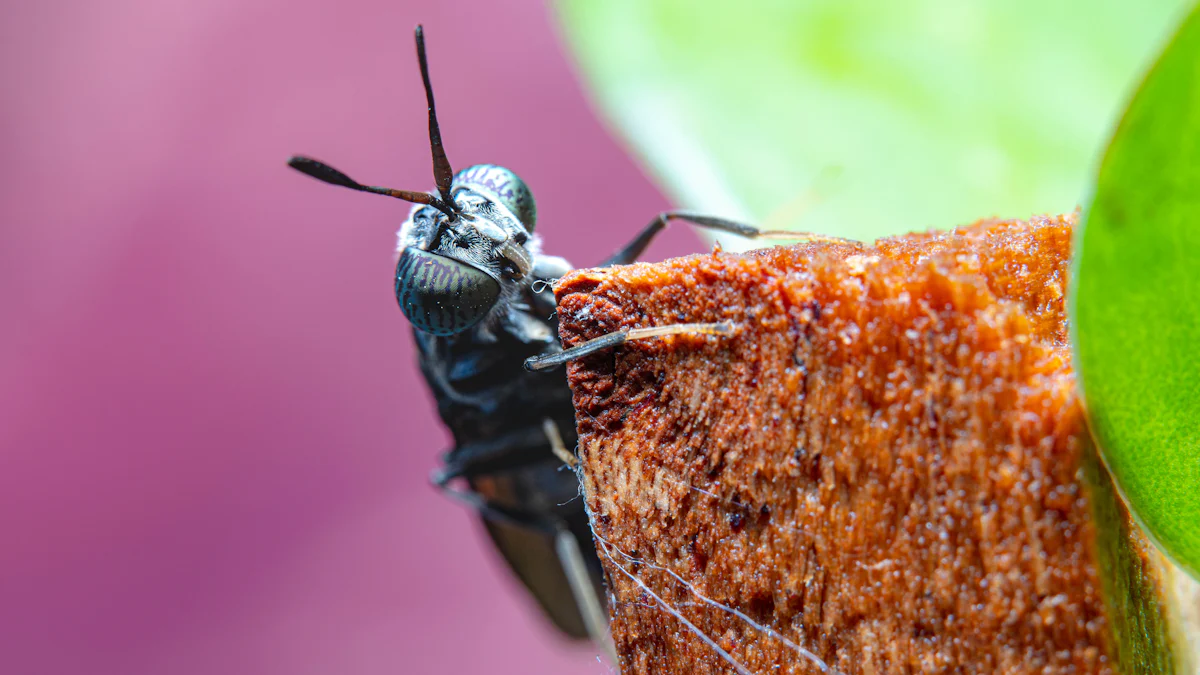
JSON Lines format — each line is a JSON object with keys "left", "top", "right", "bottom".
{"left": 557, "top": 213, "right": 1178, "bottom": 674}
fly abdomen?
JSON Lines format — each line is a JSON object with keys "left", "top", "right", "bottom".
{"left": 396, "top": 246, "right": 500, "bottom": 336}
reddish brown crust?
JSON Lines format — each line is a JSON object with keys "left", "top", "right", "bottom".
{"left": 559, "top": 213, "right": 1114, "bottom": 674}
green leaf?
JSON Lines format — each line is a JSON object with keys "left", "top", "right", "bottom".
{"left": 555, "top": 0, "right": 1186, "bottom": 246}
{"left": 1073, "top": 3, "right": 1200, "bottom": 580}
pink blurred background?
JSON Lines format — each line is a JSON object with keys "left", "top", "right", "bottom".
{"left": 0, "top": 1, "right": 702, "bottom": 673}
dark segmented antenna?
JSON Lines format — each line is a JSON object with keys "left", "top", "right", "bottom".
{"left": 415, "top": 25, "right": 456, "bottom": 211}
{"left": 287, "top": 156, "right": 458, "bottom": 218}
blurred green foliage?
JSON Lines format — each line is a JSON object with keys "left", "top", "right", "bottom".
{"left": 556, "top": 0, "right": 1188, "bottom": 245}
{"left": 1073, "top": 3, "right": 1200, "bottom": 580}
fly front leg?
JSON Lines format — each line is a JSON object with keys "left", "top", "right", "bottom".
{"left": 533, "top": 212, "right": 850, "bottom": 370}
{"left": 600, "top": 209, "right": 855, "bottom": 267}
{"left": 524, "top": 321, "right": 736, "bottom": 371}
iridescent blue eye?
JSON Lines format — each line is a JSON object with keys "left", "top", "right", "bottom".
{"left": 395, "top": 247, "right": 500, "bottom": 335}
{"left": 453, "top": 164, "right": 537, "bottom": 231}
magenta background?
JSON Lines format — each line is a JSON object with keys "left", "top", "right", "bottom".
{"left": 0, "top": 1, "right": 701, "bottom": 673}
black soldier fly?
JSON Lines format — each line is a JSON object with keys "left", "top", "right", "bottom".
{"left": 287, "top": 24, "right": 847, "bottom": 658}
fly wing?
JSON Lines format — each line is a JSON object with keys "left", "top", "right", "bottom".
{"left": 471, "top": 467, "right": 606, "bottom": 639}
{"left": 479, "top": 510, "right": 603, "bottom": 639}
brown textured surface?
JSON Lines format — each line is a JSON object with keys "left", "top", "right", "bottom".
{"left": 559, "top": 213, "right": 1119, "bottom": 674}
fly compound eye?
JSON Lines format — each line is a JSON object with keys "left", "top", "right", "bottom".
{"left": 453, "top": 164, "right": 537, "bottom": 232}
{"left": 395, "top": 247, "right": 500, "bottom": 335}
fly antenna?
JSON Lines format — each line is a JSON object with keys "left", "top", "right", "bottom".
{"left": 285, "top": 26, "right": 461, "bottom": 221}
{"left": 287, "top": 156, "right": 459, "bottom": 219}
{"left": 415, "top": 25, "right": 456, "bottom": 212}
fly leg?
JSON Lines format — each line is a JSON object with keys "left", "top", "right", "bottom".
{"left": 600, "top": 210, "right": 855, "bottom": 267}
{"left": 539, "top": 420, "right": 617, "bottom": 665}
{"left": 524, "top": 321, "right": 736, "bottom": 372}
{"left": 431, "top": 425, "right": 563, "bottom": 534}
{"left": 435, "top": 424, "right": 617, "bottom": 662}
{"left": 555, "top": 524, "right": 618, "bottom": 665}
{"left": 529, "top": 212, "right": 852, "bottom": 371}
{"left": 542, "top": 418, "right": 577, "bottom": 468}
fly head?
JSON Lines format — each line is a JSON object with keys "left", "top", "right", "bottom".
{"left": 394, "top": 175, "right": 536, "bottom": 335}
{"left": 286, "top": 25, "right": 539, "bottom": 337}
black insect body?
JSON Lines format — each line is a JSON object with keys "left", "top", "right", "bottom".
{"left": 288, "top": 25, "right": 846, "bottom": 654}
